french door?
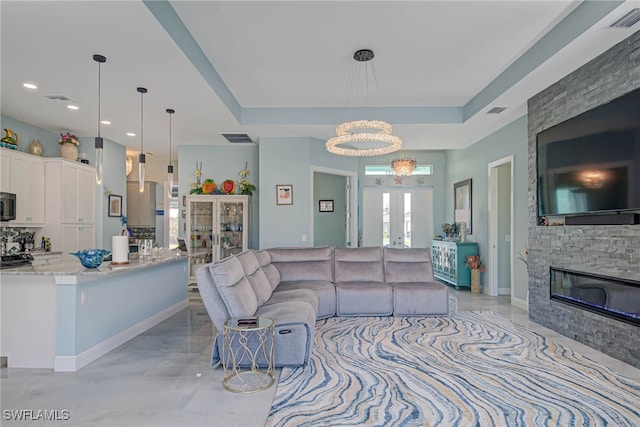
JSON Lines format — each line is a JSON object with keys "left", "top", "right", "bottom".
{"left": 362, "top": 188, "right": 434, "bottom": 248}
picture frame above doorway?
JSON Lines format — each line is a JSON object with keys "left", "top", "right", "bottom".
{"left": 319, "top": 200, "right": 334, "bottom": 212}
{"left": 454, "top": 179, "right": 472, "bottom": 234}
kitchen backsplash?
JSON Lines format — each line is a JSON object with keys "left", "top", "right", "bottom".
{"left": 1, "top": 227, "right": 42, "bottom": 253}
{"left": 129, "top": 226, "right": 156, "bottom": 241}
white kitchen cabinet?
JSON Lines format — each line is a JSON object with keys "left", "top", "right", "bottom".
{"left": 62, "top": 225, "right": 96, "bottom": 258}
{"left": 185, "top": 195, "right": 249, "bottom": 281}
{"left": 41, "top": 159, "right": 96, "bottom": 254}
{"left": 5, "top": 149, "right": 45, "bottom": 225}
{"left": 62, "top": 162, "right": 95, "bottom": 224}
{"left": 0, "top": 149, "right": 10, "bottom": 192}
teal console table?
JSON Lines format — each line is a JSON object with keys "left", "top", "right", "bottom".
{"left": 431, "top": 241, "right": 478, "bottom": 289}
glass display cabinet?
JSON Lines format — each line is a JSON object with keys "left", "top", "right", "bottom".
{"left": 185, "top": 195, "right": 249, "bottom": 281}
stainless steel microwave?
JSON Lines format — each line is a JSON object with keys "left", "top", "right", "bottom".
{"left": 0, "top": 192, "right": 17, "bottom": 221}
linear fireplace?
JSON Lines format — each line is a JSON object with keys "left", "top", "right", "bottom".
{"left": 550, "top": 268, "right": 640, "bottom": 326}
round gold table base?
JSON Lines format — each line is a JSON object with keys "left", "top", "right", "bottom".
{"left": 223, "top": 370, "right": 275, "bottom": 394}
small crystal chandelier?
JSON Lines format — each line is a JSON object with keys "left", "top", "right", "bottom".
{"left": 93, "top": 54, "right": 106, "bottom": 184}
{"left": 137, "top": 87, "right": 148, "bottom": 193}
{"left": 166, "top": 108, "right": 175, "bottom": 198}
{"left": 326, "top": 49, "right": 402, "bottom": 157}
{"left": 391, "top": 157, "right": 417, "bottom": 176}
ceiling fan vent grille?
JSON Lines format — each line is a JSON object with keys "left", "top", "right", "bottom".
{"left": 222, "top": 133, "right": 254, "bottom": 143}
{"left": 609, "top": 8, "right": 640, "bottom": 28}
{"left": 487, "top": 107, "right": 506, "bottom": 114}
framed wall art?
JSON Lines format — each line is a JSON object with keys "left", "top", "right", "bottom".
{"left": 108, "top": 194, "right": 123, "bottom": 217}
{"left": 319, "top": 200, "right": 334, "bottom": 212}
{"left": 276, "top": 184, "right": 293, "bottom": 205}
{"left": 454, "top": 179, "right": 472, "bottom": 234}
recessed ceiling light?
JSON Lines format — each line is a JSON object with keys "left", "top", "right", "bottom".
{"left": 23, "top": 82, "right": 37, "bottom": 89}
{"left": 127, "top": 132, "right": 136, "bottom": 137}
{"left": 101, "top": 120, "right": 111, "bottom": 125}
{"left": 67, "top": 105, "right": 79, "bottom": 110}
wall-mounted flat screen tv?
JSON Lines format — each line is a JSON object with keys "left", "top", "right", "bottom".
{"left": 537, "top": 87, "right": 640, "bottom": 216}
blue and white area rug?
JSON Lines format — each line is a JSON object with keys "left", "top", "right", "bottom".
{"left": 266, "top": 311, "right": 640, "bottom": 426}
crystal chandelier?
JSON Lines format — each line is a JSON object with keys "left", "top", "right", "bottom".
{"left": 326, "top": 49, "right": 402, "bottom": 157}
{"left": 391, "top": 158, "right": 417, "bottom": 176}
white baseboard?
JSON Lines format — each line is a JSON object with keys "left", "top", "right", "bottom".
{"left": 498, "top": 287, "right": 511, "bottom": 296}
{"left": 511, "top": 296, "right": 528, "bottom": 312}
{"left": 54, "top": 299, "right": 189, "bottom": 372}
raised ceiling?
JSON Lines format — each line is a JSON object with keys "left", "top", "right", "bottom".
{"left": 1, "top": 1, "right": 639, "bottom": 160}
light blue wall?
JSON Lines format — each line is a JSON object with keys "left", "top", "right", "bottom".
{"left": 446, "top": 115, "right": 529, "bottom": 301}
{"left": 177, "top": 144, "right": 259, "bottom": 247}
{"left": 498, "top": 162, "right": 511, "bottom": 291}
{"left": 0, "top": 115, "right": 61, "bottom": 156}
{"left": 259, "top": 137, "right": 358, "bottom": 248}
{"left": 57, "top": 258, "right": 188, "bottom": 355}
{"left": 314, "top": 172, "right": 346, "bottom": 247}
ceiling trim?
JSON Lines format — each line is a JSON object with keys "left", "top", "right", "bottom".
{"left": 146, "top": 0, "right": 624, "bottom": 129}
{"left": 463, "top": 0, "right": 624, "bottom": 121}
{"left": 143, "top": 0, "right": 242, "bottom": 121}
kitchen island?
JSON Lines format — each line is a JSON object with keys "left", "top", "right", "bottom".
{"left": 1, "top": 250, "right": 189, "bottom": 371}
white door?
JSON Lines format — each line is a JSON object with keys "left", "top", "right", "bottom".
{"left": 362, "top": 188, "right": 433, "bottom": 248}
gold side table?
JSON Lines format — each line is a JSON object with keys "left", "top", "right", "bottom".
{"left": 222, "top": 317, "right": 275, "bottom": 393}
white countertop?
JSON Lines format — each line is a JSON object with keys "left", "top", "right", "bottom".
{"left": 0, "top": 250, "right": 188, "bottom": 277}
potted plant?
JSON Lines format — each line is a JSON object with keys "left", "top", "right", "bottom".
{"left": 465, "top": 255, "right": 486, "bottom": 294}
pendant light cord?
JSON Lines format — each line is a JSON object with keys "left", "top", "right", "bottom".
{"left": 169, "top": 112, "right": 172, "bottom": 166}
{"left": 97, "top": 62, "right": 101, "bottom": 138}
{"left": 140, "top": 91, "right": 144, "bottom": 154}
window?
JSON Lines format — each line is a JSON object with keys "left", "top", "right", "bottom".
{"left": 364, "top": 165, "right": 433, "bottom": 176}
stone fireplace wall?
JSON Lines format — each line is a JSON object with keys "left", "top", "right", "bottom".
{"left": 528, "top": 30, "right": 640, "bottom": 368}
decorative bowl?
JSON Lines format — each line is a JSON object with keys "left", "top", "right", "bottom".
{"left": 70, "top": 249, "right": 111, "bottom": 269}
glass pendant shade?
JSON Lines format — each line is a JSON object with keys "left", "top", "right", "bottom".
{"left": 95, "top": 137, "right": 103, "bottom": 185}
{"left": 93, "top": 54, "right": 106, "bottom": 184}
{"left": 167, "top": 165, "right": 174, "bottom": 198}
{"left": 137, "top": 87, "right": 147, "bottom": 193}
{"left": 166, "top": 108, "right": 175, "bottom": 198}
{"left": 138, "top": 153, "right": 145, "bottom": 192}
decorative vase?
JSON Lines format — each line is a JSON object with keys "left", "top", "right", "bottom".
{"left": 471, "top": 269, "right": 481, "bottom": 294}
{"left": 28, "top": 138, "right": 43, "bottom": 156}
{"left": 60, "top": 143, "right": 78, "bottom": 160}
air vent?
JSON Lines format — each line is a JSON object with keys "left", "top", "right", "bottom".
{"left": 45, "top": 94, "right": 73, "bottom": 102}
{"left": 609, "top": 8, "right": 640, "bottom": 28}
{"left": 487, "top": 106, "right": 506, "bottom": 114}
{"left": 222, "top": 133, "right": 254, "bottom": 143}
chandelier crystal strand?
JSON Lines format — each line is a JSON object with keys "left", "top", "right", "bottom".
{"left": 93, "top": 54, "right": 106, "bottom": 185}
{"left": 166, "top": 109, "right": 175, "bottom": 198}
{"left": 391, "top": 158, "right": 417, "bottom": 176}
{"left": 326, "top": 49, "right": 402, "bottom": 157}
{"left": 137, "top": 87, "right": 147, "bottom": 193}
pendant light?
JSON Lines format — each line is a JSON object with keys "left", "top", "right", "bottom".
{"left": 166, "top": 108, "right": 175, "bottom": 198}
{"left": 93, "top": 54, "right": 106, "bottom": 184}
{"left": 137, "top": 87, "right": 148, "bottom": 193}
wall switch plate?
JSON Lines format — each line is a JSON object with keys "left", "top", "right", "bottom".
{"left": 302, "top": 234, "right": 307, "bottom": 242}
{"left": 81, "top": 290, "right": 88, "bottom": 304}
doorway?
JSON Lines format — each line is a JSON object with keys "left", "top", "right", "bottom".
{"left": 310, "top": 166, "right": 357, "bottom": 247}
{"left": 488, "top": 156, "right": 514, "bottom": 297}
{"left": 362, "top": 187, "right": 434, "bottom": 248}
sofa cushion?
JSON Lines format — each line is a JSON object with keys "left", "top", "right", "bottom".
{"left": 255, "top": 250, "right": 281, "bottom": 291}
{"left": 392, "top": 282, "right": 449, "bottom": 315}
{"left": 237, "top": 251, "right": 273, "bottom": 305}
{"left": 275, "top": 280, "right": 336, "bottom": 319}
{"left": 264, "top": 288, "right": 319, "bottom": 314}
{"left": 208, "top": 255, "right": 257, "bottom": 318}
{"left": 384, "top": 247, "right": 434, "bottom": 282}
{"left": 268, "top": 247, "right": 334, "bottom": 282}
{"left": 336, "top": 281, "right": 393, "bottom": 316}
{"left": 334, "top": 247, "right": 384, "bottom": 282}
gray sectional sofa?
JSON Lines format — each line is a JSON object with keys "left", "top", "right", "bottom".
{"left": 196, "top": 246, "right": 449, "bottom": 368}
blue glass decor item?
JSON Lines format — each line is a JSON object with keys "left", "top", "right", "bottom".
{"left": 70, "top": 249, "right": 111, "bottom": 269}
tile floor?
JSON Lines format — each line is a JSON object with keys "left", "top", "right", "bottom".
{"left": 1, "top": 289, "right": 638, "bottom": 427}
